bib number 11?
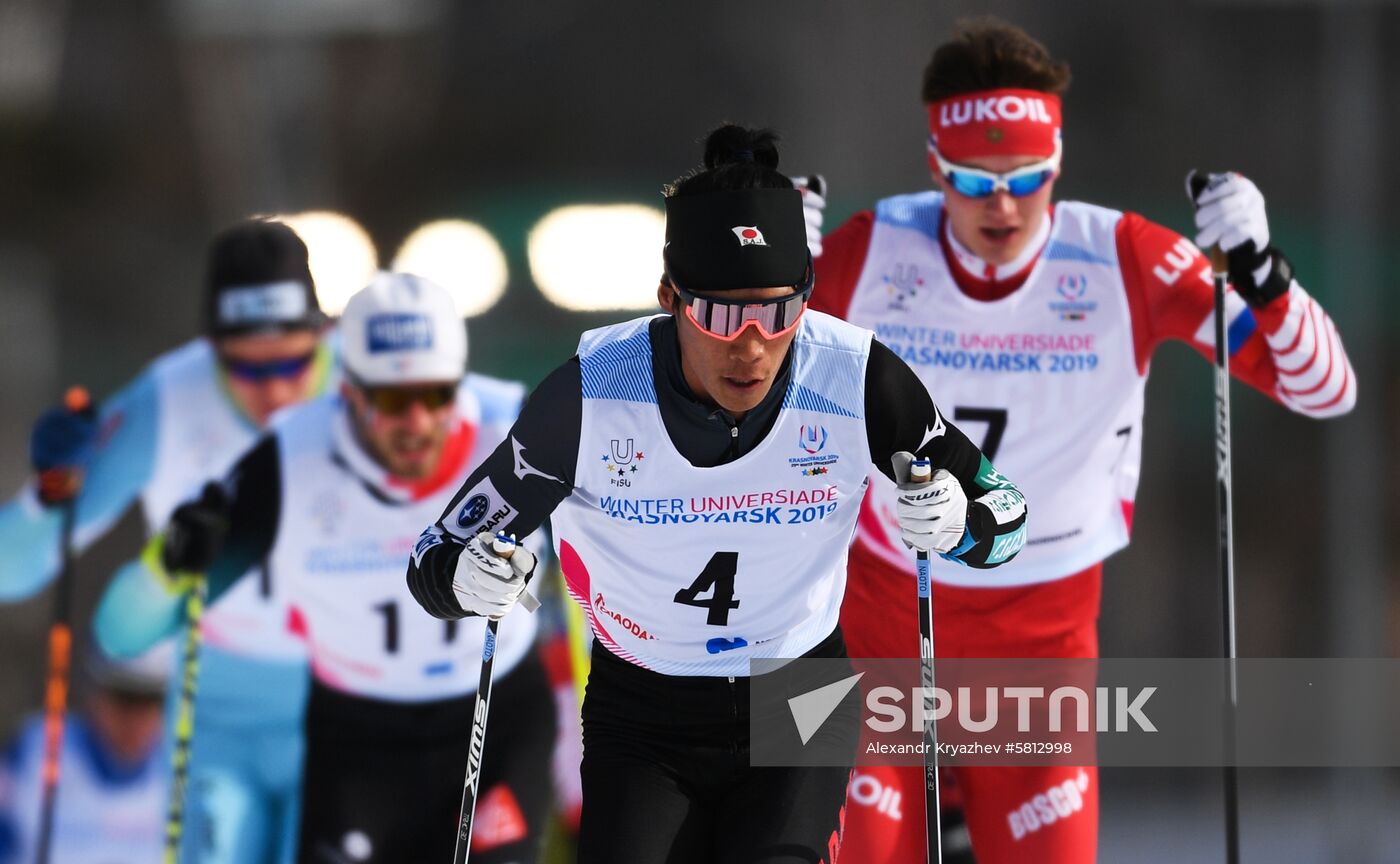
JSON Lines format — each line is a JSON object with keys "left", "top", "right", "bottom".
{"left": 673, "top": 552, "right": 741, "bottom": 626}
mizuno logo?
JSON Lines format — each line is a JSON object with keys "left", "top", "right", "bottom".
{"left": 512, "top": 436, "right": 564, "bottom": 485}
{"left": 918, "top": 411, "right": 947, "bottom": 451}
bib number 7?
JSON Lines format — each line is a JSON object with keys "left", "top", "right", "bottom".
{"left": 673, "top": 552, "right": 741, "bottom": 626}
{"left": 953, "top": 406, "right": 1008, "bottom": 461}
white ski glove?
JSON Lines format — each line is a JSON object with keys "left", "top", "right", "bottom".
{"left": 1191, "top": 171, "right": 1268, "bottom": 254}
{"left": 451, "top": 532, "right": 536, "bottom": 619}
{"left": 891, "top": 451, "right": 968, "bottom": 554}
{"left": 1188, "top": 170, "right": 1292, "bottom": 307}
{"left": 793, "top": 175, "right": 826, "bottom": 258}
{"left": 1190, "top": 172, "right": 1270, "bottom": 271}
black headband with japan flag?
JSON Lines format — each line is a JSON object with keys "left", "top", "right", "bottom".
{"left": 663, "top": 188, "right": 809, "bottom": 294}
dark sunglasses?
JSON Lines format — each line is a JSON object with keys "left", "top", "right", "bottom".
{"left": 358, "top": 381, "right": 458, "bottom": 416}
{"left": 106, "top": 690, "right": 166, "bottom": 710}
{"left": 218, "top": 350, "right": 318, "bottom": 383}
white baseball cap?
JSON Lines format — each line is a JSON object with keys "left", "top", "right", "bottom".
{"left": 86, "top": 642, "right": 174, "bottom": 698}
{"left": 340, "top": 272, "right": 467, "bottom": 385}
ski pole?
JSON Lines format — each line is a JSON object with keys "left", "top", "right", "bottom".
{"left": 1188, "top": 170, "right": 1241, "bottom": 864}
{"left": 163, "top": 565, "right": 209, "bottom": 862}
{"left": 35, "top": 386, "right": 91, "bottom": 864}
{"left": 453, "top": 532, "right": 538, "bottom": 863}
{"left": 912, "top": 458, "right": 944, "bottom": 864}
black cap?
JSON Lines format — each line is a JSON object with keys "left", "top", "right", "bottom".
{"left": 663, "top": 188, "right": 808, "bottom": 293}
{"left": 205, "top": 219, "right": 323, "bottom": 337}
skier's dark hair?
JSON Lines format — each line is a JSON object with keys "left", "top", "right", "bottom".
{"left": 922, "top": 17, "right": 1072, "bottom": 104}
{"left": 666, "top": 124, "right": 794, "bottom": 197}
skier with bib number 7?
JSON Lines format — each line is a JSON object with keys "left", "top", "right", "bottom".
{"left": 808, "top": 18, "right": 1357, "bottom": 864}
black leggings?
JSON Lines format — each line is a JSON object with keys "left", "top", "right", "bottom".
{"left": 578, "top": 630, "right": 859, "bottom": 864}
{"left": 298, "top": 650, "right": 555, "bottom": 864}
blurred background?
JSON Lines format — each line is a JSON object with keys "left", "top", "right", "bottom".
{"left": 0, "top": 0, "right": 1395, "bottom": 859}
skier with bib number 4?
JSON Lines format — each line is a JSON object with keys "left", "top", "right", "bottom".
{"left": 407, "top": 124, "right": 1028, "bottom": 864}
{"left": 806, "top": 18, "right": 1357, "bottom": 864}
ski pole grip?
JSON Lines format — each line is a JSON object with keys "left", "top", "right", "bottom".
{"left": 489, "top": 532, "right": 541, "bottom": 613}
{"left": 1186, "top": 170, "right": 1230, "bottom": 275}
{"left": 911, "top": 458, "right": 932, "bottom": 484}
{"left": 490, "top": 533, "right": 516, "bottom": 560}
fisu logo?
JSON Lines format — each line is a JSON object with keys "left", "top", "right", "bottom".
{"left": 891, "top": 263, "right": 922, "bottom": 295}
{"left": 939, "top": 95, "right": 1055, "bottom": 127}
{"left": 611, "top": 438, "right": 636, "bottom": 465}
{"left": 602, "top": 438, "right": 646, "bottom": 486}
{"left": 884, "top": 263, "right": 925, "bottom": 309}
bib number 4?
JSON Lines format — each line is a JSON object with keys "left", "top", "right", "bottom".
{"left": 673, "top": 552, "right": 741, "bottom": 626}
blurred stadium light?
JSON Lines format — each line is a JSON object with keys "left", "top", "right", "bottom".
{"left": 391, "top": 220, "right": 509, "bottom": 319}
{"left": 277, "top": 211, "right": 378, "bottom": 317}
{"left": 528, "top": 204, "right": 665, "bottom": 312}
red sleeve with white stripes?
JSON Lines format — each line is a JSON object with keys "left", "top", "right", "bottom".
{"left": 1115, "top": 211, "right": 1356, "bottom": 418}
{"left": 810, "top": 209, "right": 875, "bottom": 319}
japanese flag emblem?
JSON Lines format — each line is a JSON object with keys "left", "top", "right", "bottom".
{"left": 731, "top": 226, "right": 767, "bottom": 247}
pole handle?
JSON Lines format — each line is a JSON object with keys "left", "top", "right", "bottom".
{"left": 1206, "top": 247, "right": 1228, "bottom": 276}
{"left": 1186, "top": 170, "right": 1230, "bottom": 276}
{"left": 488, "top": 532, "right": 539, "bottom": 612}
{"left": 490, "top": 532, "right": 516, "bottom": 559}
{"left": 911, "top": 458, "right": 933, "bottom": 484}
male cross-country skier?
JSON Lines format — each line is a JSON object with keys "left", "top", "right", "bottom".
{"left": 406, "top": 123, "right": 1029, "bottom": 864}
{"left": 0, "top": 219, "right": 334, "bottom": 864}
{"left": 808, "top": 19, "right": 1356, "bottom": 864}
{"left": 95, "top": 273, "right": 555, "bottom": 864}
{"left": 0, "top": 648, "right": 171, "bottom": 864}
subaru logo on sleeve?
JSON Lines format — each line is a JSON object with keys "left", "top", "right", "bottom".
{"left": 367, "top": 313, "right": 434, "bottom": 353}
{"left": 456, "top": 494, "right": 490, "bottom": 529}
